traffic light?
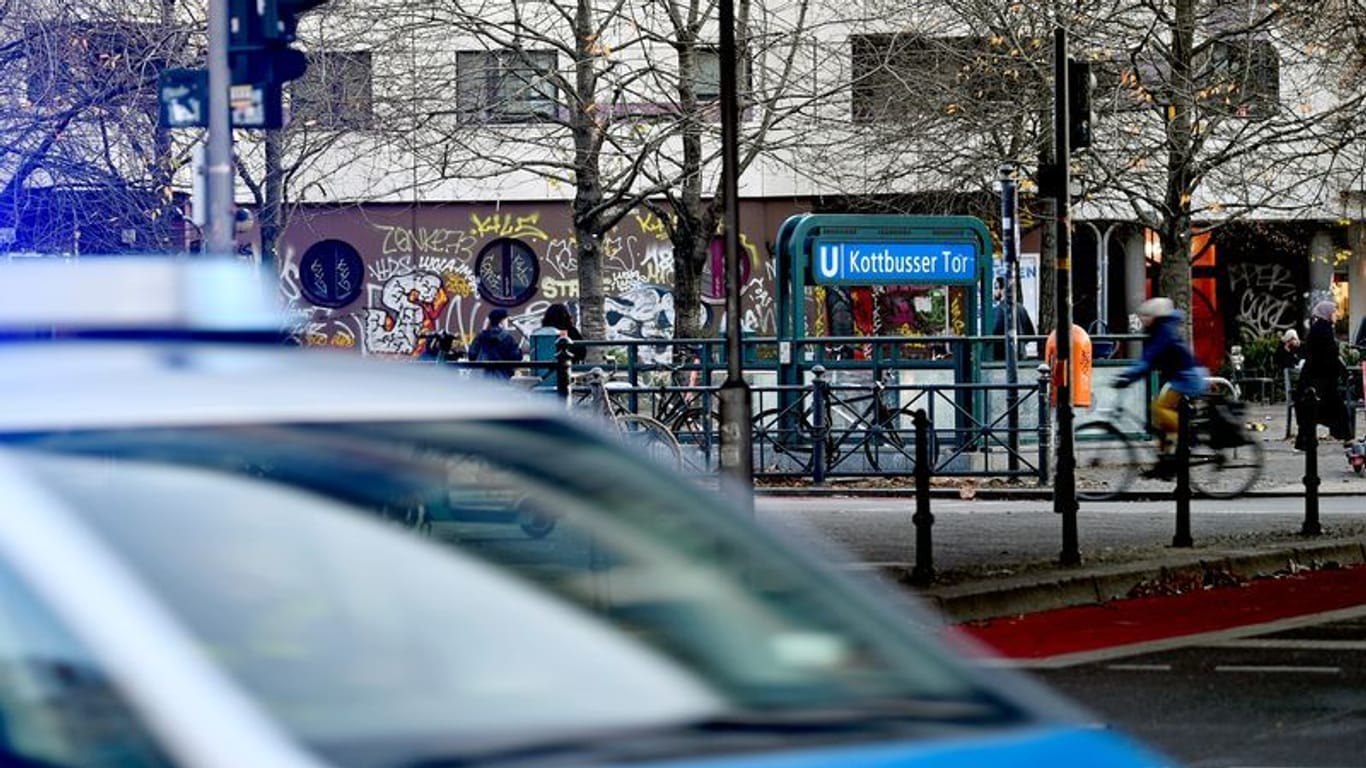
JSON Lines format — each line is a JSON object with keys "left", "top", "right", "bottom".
{"left": 227, "top": 0, "right": 330, "bottom": 128}
{"left": 1067, "top": 58, "right": 1095, "bottom": 151}
{"left": 263, "top": 0, "right": 332, "bottom": 44}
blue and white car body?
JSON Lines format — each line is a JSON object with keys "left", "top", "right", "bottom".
{"left": 0, "top": 259, "right": 1172, "bottom": 768}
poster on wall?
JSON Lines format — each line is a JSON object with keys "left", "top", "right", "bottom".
{"left": 993, "top": 253, "right": 1040, "bottom": 327}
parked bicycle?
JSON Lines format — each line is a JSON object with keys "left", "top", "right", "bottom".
{"left": 753, "top": 372, "right": 910, "bottom": 473}
{"left": 641, "top": 351, "right": 721, "bottom": 473}
{"left": 1070, "top": 381, "right": 1264, "bottom": 501}
{"left": 569, "top": 368, "right": 683, "bottom": 470}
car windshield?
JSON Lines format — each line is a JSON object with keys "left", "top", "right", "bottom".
{"left": 3, "top": 417, "right": 1024, "bottom": 766}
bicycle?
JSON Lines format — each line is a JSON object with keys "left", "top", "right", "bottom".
{"left": 569, "top": 368, "right": 684, "bottom": 470}
{"left": 642, "top": 352, "right": 722, "bottom": 474}
{"left": 1070, "top": 382, "right": 1264, "bottom": 501}
{"left": 753, "top": 372, "right": 908, "bottom": 473}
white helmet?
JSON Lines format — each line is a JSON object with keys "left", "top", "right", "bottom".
{"left": 1136, "top": 297, "right": 1175, "bottom": 320}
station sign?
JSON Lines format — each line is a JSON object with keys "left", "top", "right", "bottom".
{"left": 812, "top": 240, "right": 978, "bottom": 285}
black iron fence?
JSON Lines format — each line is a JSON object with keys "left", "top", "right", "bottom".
{"left": 426, "top": 333, "right": 1151, "bottom": 485}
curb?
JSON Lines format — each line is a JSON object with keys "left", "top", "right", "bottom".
{"left": 906, "top": 539, "right": 1366, "bottom": 624}
{"left": 757, "top": 486, "right": 1366, "bottom": 501}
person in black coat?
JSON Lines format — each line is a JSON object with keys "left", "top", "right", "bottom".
{"left": 1274, "top": 329, "right": 1302, "bottom": 374}
{"left": 990, "top": 276, "right": 1036, "bottom": 360}
{"left": 467, "top": 308, "right": 524, "bottom": 379}
{"left": 1295, "top": 300, "right": 1351, "bottom": 449}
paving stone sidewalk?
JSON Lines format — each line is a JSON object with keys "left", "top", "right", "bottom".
{"left": 756, "top": 402, "right": 1366, "bottom": 624}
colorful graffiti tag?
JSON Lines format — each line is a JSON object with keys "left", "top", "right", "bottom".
{"left": 281, "top": 208, "right": 776, "bottom": 361}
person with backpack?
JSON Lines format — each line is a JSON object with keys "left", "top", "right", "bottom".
{"left": 466, "top": 308, "right": 523, "bottom": 379}
{"left": 1113, "top": 297, "right": 1209, "bottom": 479}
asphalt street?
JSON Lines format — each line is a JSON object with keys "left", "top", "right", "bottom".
{"left": 754, "top": 495, "right": 1366, "bottom": 575}
{"left": 1038, "top": 608, "right": 1366, "bottom": 768}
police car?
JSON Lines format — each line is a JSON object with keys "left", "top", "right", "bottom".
{"left": 0, "top": 259, "right": 1171, "bottom": 767}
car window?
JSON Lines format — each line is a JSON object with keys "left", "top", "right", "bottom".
{"left": 5, "top": 418, "right": 1028, "bottom": 765}
{"left": 0, "top": 558, "right": 174, "bottom": 768}
{"left": 13, "top": 450, "right": 722, "bottom": 754}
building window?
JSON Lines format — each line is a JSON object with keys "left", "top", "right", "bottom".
{"left": 298, "top": 239, "right": 365, "bottom": 308}
{"left": 476, "top": 238, "right": 540, "bottom": 306}
{"left": 1203, "top": 38, "right": 1279, "bottom": 118}
{"left": 850, "top": 34, "right": 1019, "bottom": 123}
{"left": 290, "top": 51, "right": 373, "bottom": 129}
{"left": 455, "top": 49, "right": 557, "bottom": 123}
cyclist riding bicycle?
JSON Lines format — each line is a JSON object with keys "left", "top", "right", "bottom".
{"left": 1112, "top": 297, "right": 1209, "bottom": 479}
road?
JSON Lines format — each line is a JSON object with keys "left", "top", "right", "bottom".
{"left": 1037, "top": 608, "right": 1366, "bottom": 768}
{"left": 755, "top": 495, "right": 1366, "bottom": 573}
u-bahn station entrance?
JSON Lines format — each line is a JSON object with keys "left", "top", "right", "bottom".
{"left": 756, "top": 213, "right": 1053, "bottom": 479}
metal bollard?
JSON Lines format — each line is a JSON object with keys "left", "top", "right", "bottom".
{"left": 554, "top": 337, "right": 572, "bottom": 401}
{"left": 1172, "top": 396, "right": 1193, "bottom": 548}
{"left": 1301, "top": 387, "right": 1322, "bottom": 535}
{"left": 810, "top": 365, "right": 828, "bottom": 485}
{"left": 909, "top": 409, "right": 935, "bottom": 585}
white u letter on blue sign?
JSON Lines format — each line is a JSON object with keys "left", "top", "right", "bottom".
{"left": 818, "top": 244, "right": 841, "bottom": 279}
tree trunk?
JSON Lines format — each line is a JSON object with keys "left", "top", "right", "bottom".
{"left": 260, "top": 130, "right": 283, "bottom": 275}
{"left": 1161, "top": 0, "right": 1197, "bottom": 336}
{"left": 673, "top": 237, "right": 707, "bottom": 340}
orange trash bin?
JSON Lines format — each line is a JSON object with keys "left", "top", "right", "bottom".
{"left": 1044, "top": 326, "right": 1093, "bottom": 408}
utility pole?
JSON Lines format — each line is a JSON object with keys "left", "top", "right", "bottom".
{"left": 203, "top": 0, "right": 235, "bottom": 256}
{"left": 717, "top": 0, "right": 753, "bottom": 512}
{"left": 1053, "top": 27, "right": 1079, "bottom": 565}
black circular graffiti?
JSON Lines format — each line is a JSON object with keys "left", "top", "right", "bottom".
{"left": 298, "top": 239, "right": 364, "bottom": 308}
{"left": 476, "top": 237, "right": 540, "bottom": 307}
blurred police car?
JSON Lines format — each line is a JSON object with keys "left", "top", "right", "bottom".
{"left": 0, "top": 259, "right": 1171, "bottom": 768}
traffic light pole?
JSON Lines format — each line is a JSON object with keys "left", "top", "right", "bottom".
{"left": 1053, "top": 27, "right": 1080, "bottom": 565}
{"left": 204, "top": 0, "right": 235, "bottom": 256}
{"left": 717, "top": 0, "right": 753, "bottom": 513}
{"left": 200, "top": 0, "right": 233, "bottom": 256}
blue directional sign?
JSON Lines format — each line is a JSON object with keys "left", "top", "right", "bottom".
{"left": 811, "top": 240, "right": 978, "bottom": 285}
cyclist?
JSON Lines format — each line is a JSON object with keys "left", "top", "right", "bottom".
{"left": 1112, "top": 297, "right": 1209, "bottom": 479}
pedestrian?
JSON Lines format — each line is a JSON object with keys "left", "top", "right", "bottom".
{"left": 530, "top": 303, "right": 585, "bottom": 364}
{"left": 1274, "top": 328, "right": 1302, "bottom": 374}
{"left": 990, "top": 276, "right": 1036, "bottom": 360}
{"left": 466, "top": 308, "right": 523, "bottom": 379}
{"left": 1294, "top": 300, "right": 1352, "bottom": 450}
{"left": 1113, "top": 297, "right": 1209, "bottom": 479}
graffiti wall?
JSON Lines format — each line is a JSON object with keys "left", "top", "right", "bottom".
{"left": 277, "top": 202, "right": 788, "bottom": 362}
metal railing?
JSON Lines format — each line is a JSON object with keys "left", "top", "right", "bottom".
{"left": 421, "top": 333, "right": 1151, "bottom": 485}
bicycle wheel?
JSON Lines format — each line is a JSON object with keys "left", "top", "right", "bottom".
{"left": 862, "top": 406, "right": 909, "bottom": 472}
{"left": 1072, "top": 420, "right": 1138, "bottom": 501}
{"left": 1190, "top": 439, "right": 1264, "bottom": 499}
{"left": 669, "top": 406, "right": 719, "bottom": 473}
{"left": 616, "top": 415, "right": 683, "bottom": 470}
{"left": 753, "top": 407, "right": 832, "bottom": 474}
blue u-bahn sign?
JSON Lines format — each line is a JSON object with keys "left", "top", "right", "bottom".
{"left": 812, "top": 241, "right": 978, "bottom": 285}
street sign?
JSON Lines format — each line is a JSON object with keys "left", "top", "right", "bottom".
{"left": 159, "top": 68, "right": 208, "bottom": 129}
{"left": 158, "top": 69, "right": 285, "bottom": 129}
{"left": 811, "top": 240, "right": 977, "bottom": 285}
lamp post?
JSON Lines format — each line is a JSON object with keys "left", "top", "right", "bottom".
{"left": 716, "top": 0, "right": 753, "bottom": 511}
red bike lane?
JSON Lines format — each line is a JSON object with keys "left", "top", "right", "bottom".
{"left": 951, "top": 564, "right": 1366, "bottom": 660}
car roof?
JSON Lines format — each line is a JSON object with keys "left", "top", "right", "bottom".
{"left": 0, "top": 342, "right": 557, "bottom": 432}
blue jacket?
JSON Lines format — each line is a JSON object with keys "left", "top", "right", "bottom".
{"left": 1117, "top": 312, "right": 1208, "bottom": 396}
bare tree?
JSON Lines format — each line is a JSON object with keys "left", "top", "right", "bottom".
{"left": 0, "top": 0, "right": 199, "bottom": 255}
{"left": 801, "top": 0, "right": 1366, "bottom": 328}
{"left": 332, "top": 0, "right": 830, "bottom": 342}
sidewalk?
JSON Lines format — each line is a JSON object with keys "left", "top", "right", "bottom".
{"left": 757, "top": 403, "right": 1366, "bottom": 627}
